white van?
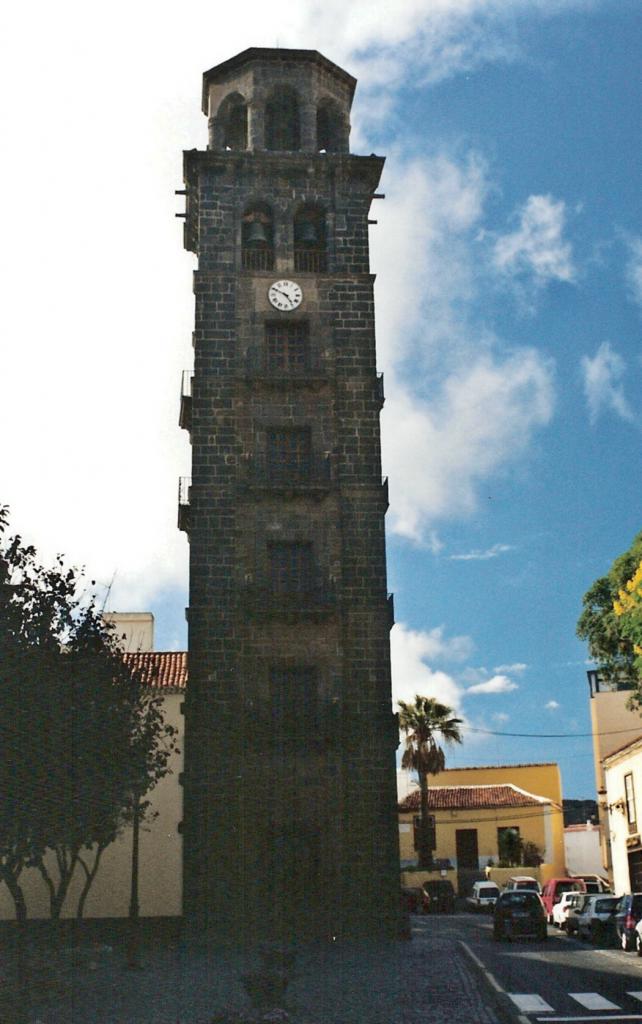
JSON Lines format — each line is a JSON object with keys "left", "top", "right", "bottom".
{"left": 504, "top": 875, "right": 541, "bottom": 895}
{"left": 468, "top": 880, "right": 500, "bottom": 911}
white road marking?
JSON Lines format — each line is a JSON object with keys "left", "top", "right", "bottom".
{"left": 630, "top": 993, "right": 642, "bottom": 1002}
{"left": 536, "top": 1017, "right": 642, "bottom": 1022}
{"left": 509, "top": 993, "right": 555, "bottom": 1012}
{"left": 569, "top": 992, "right": 621, "bottom": 1010}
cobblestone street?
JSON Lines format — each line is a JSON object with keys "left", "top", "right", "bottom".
{"left": 11, "top": 915, "right": 503, "bottom": 1024}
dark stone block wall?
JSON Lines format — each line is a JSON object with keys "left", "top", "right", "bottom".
{"left": 180, "top": 50, "right": 401, "bottom": 943}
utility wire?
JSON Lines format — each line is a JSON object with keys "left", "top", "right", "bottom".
{"left": 459, "top": 724, "right": 642, "bottom": 739}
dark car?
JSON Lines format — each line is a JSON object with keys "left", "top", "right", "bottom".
{"left": 612, "top": 893, "right": 642, "bottom": 951}
{"left": 493, "top": 890, "right": 547, "bottom": 942}
{"left": 422, "top": 879, "right": 456, "bottom": 913}
{"left": 401, "top": 886, "right": 423, "bottom": 914}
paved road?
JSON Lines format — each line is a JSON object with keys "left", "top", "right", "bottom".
{"left": 431, "top": 908, "right": 642, "bottom": 1022}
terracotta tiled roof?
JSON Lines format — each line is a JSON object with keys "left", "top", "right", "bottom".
{"left": 398, "top": 784, "right": 549, "bottom": 813}
{"left": 564, "top": 824, "right": 600, "bottom": 832}
{"left": 123, "top": 652, "right": 187, "bottom": 691}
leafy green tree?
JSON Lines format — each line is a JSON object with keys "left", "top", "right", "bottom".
{"left": 498, "top": 828, "right": 522, "bottom": 867}
{"left": 0, "top": 507, "right": 178, "bottom": 921}
{"left": 577, "top": 530, "right": 642, "bottom": 698}
{"left": 398, "top": 695, "right": 463, "bottom": 870}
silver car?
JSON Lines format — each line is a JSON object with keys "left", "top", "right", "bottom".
{"left": 576, "top": 894, "right": 618, "bottom": 944}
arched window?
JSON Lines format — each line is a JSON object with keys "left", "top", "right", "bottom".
{"left": 218, "top": 92, "right": 248, "bottom": 151}
{"left": 265, "top": 87, "right": 300, "bottom": 151}
{"left": 316, "top": 99, "right": 344, "bottom": 152}
{"left": 242, "top": 203, "right": 274, "bottom": 271}
{"left": 294, "top": 205, "right": 326, "bottom": 273}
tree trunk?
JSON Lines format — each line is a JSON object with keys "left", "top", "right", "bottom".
{"left": 417, "top": 770, "right": 433, "bottom": 870}
{"left": 0, "top": 864, "right": 27, "bottom": 923}
{"left": 76, "top": 845, "right": 105, "bottom": 919}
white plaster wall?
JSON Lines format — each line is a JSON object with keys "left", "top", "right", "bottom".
{"left": 564, "top": 827, "right": 603, "bottom": 877}
{"left": 604, "top": 747, "right": 642, "bottom": 895}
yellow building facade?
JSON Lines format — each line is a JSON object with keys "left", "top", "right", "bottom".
{"left": 398, "top": 763, "right": 565, "bottom": 892}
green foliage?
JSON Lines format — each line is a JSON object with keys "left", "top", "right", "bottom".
{"left": 576, "top": 529, "right": 642, "bottom": 694}
{"left": 398, "top": 695, "right": 463, "bottom": 870}
{"left": 0, "top": 507, "right": 178, "bottom": 920}
{"left": 497, "top": 828, "right": 522, "bottom": 867}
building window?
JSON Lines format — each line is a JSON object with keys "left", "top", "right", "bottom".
{"left": 625, "top": 773, "right": 637, "bottom": 829}
{"left": 241, "top": 204, "right": 274, "bottom": 270}
{"left": 267, "top": 427, "right": 312, "bottom": 483}
{"left": 294, "top": 205, "right": 327, "bottom": 273}
{"left": 268, "top": 541, "right": 314, "bottom": 593}
{"left": 265, "top": 321, "right": 309, "bottom": 372}
{"left": 265, "top": 87, "right": 300, "bottom": 151}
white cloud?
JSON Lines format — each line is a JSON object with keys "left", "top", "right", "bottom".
{"left": 466, "top": 674, "right": 518, "bottom": 694}
{"left": 545, "top": 700, "right": 560, "bottom": 710}
{"left": 494, "top": 662, "right": 528, "bottom": 674}
{"left": 581, "top": 341, "right": 635, "bottom": 425}
{"left": 450, "top": 543, "right": 514, "bottom": 561}
{"left": 493, "top": 194, "right": 576, "bottom": 286}
{"left": 383, "top": 349, "right": 554, "bottom": 540}
{"left": 0, "top": 0, "right": 583, "bottom": 606}
{"left": 492, "top": 712, "right": 510, "bottom": 724}
{"left": 391, "top": 624, "right": 465, "bottom": 711}
{"left": 625, "top": 236, "right": 642, "bottom": 310}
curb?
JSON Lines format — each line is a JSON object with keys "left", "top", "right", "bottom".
{"left": 458, "top": 940, "right": 527, "bottom": 1024}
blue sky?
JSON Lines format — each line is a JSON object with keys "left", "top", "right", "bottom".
{"left": 1, "top": 1, "right": 640, "bottom": 799}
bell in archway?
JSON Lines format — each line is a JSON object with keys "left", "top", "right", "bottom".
{"left": 297, "top": 220, "right": 318, "bottom": 245}
{"left": 246, "top": 220, "right": 269, "bottom": 245}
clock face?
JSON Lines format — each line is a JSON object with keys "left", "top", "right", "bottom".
{"left": 268, "top": 280, "right": 303, "bottom": 312}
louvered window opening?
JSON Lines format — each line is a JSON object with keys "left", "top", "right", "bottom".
{"left": 266, "top": 321, "right": 310, "bottom": 372}
{"left": 267, "top": 427, "right": 312, "bottom": 483}
{"left": 268, "top": 541, "right": 314, "bottom": 593}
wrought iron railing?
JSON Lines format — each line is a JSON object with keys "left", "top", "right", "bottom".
{"left": 177, "top": 477, "right": 191, "bottom": 533}
{"left": 241, "top": 248, "right": 274, "bottom": 271}
{"left": 294, "top": 248, "right": 327, "bottom": 273}
{"left": 179, "top": 371, "right": 193, "bottom": 431}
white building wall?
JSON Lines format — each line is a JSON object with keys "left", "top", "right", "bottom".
{"left": 564, "top": 826, "right": 603, "bottom": 877}
{"left": 604, "top": 741, "right": 642, "bottom": 895}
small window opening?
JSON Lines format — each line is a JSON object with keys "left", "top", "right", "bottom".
{"left": 265, "top": 321, "right": 310, "bottom": 373}
{"left": 265, "top": 87, "right": 300, "bottom": 151}
{"left": 268, "top": 541, "right": 314, "bottom": 594}
{"left": 266, "top": 427, "right": 312, "bottom": 484}
{"left": 218, "top": 93, "right": 248, "bottom": 151}
{"left": 317, "top": 99, "right": 343, "bottom": 152}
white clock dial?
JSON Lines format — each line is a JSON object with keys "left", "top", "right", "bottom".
{"left": 268, "top": 279, "right": 303, "bottom": 311}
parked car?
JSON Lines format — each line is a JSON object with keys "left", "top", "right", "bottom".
{"left": 422, "top": 879, "right": 456, "bottom": 914}
{"left": 540, "top": 877, "right": 586, "bottom": 923}
{"left": 401, "top": 886, "right": 423, "bottom": 914}
{"left": 634, "top": 916, "right": 642, "bottom": 956}
{"left": 468, "top": 881, "right": 500, "bottom": 912}
{"left": 576, "top": 894, "right": 619, "bottom": 944}
{"left": 612, "top": 893, "right": 642, "bottom": 951}
{"left": 504, "top": 875, "right": 542, "bottom": 895}
{"left": 493, "top": 890, "right": 547, "bottom": 942}
{"left": 563, "top": 892, "right": 587, "bottom": 936}
{"left": 553, "top": 890, "right": 581, "bottom": 929}
{"left": 572, "top": 874, "right": 611, "bottom": 894}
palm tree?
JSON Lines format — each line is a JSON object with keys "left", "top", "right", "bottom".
{"left": 398, "top": 695, "right": 463, "bottom": 870}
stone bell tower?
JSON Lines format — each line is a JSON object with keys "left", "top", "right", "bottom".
{"left": 178, "top": 47, "right": 400, "bottom": 942}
